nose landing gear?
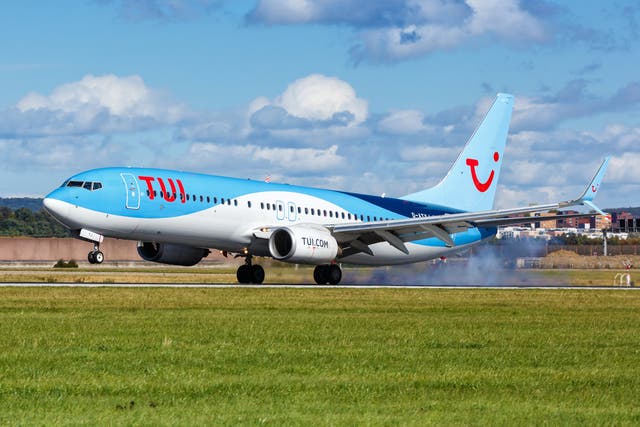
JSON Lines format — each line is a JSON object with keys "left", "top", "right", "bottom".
{"left": 88, "top": 243, "right": 104, "bottom": 264}
{"left": 236, "top": 255, "right": 265, "bottom": 284}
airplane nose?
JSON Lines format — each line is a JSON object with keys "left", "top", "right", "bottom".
{"left": 43, "top": 197, "right": 70, "bottom": 224}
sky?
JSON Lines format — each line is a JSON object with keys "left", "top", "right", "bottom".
{"left": 0, "top": 0, "right": 639, "bottom": 209}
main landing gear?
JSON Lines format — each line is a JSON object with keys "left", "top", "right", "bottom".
{"left": 236, "top": 255, "right": 265, "bottom": 284}
{"left": 313, "top": 264, "right": 342, "bottom": 285}
{"left": 88, "top": 242, "right": 104, "bottom": 264}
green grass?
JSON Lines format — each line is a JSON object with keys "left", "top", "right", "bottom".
{"left": 1, "top": 288, "right": 640, "bottom": 425}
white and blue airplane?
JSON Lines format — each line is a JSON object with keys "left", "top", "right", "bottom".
{"left": 43, "top": 93, "right": 609, "bottom": 285}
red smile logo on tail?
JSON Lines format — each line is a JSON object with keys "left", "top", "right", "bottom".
{"left": 466, "top": 152, "right": 499, "bottom": 193}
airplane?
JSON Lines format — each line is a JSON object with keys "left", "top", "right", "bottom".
{"left": 43, "top": 93, "right": 610, "bottom": 285}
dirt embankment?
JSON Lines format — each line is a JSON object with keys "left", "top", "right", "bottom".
{"left": 542, "top": 249, "right": 639, "bottom": 269}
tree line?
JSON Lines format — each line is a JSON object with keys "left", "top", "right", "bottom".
{"left": 0, "top": 207, "right": 69, "bottom": 237}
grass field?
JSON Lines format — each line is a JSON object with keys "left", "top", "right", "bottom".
{"left": 1, "top": 287, "right": 640, "bottom": 425}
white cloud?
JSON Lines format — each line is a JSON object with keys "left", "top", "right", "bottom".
{"left": 188, "top": 143, "right": 345, "bottom": 174}
{"left": 249, "top": 0, "right": 549, "bottom": 63}
{"left": 19, "top": 74, "right": 187, "bottom": 121}
{"left": 357, "top": 0, "right": 548, "bottom": 62}
{"left": 467, "top": 0, "right": 546, "bottom": 41}
{"left": 249, "top": 0, "right": 316, "bottom": 24}
{"left": 273, "top": 74, "right": 368, "bottom": 124}
{"left": 378, "top": 109, "right": 428, "bottom": 134}
{"left": 11, "top": 74, "right": 189, "bottom": 136}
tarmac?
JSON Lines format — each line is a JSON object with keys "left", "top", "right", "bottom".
{"left": 0, "top": 282, "right": 637, "bottom": 290}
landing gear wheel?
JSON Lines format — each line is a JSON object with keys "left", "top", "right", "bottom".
{"left": 328, "top": 264, "right": 342, "bottom": 285}
{"left": 236, "top": 261, "right": 265, "bottom": 284}
{"left": 251, "top": 265, "right": 265, "bottom": 284}
{"left": 314, "top": 264, "right": 342, "bottom": 285}
{"left": 313, "top": 265, "right": 327, "bottom": 284}
{"left": 237, "top": 264, "right": 252, "bottom": 284}
{"left": 88, "top": 250, "right": 104, "bottom": 264}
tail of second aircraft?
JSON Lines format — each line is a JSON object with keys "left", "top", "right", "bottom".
{"left": 401, "top": 93, "right": 514, "bottom": 212}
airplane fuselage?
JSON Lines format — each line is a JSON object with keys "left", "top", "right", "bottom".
{"left": 44, "top": 167, "right": 496, "bottom": 266}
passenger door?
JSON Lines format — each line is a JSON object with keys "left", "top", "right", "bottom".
{"left": 121, "top": 173, "right": 140, "bottom": 210}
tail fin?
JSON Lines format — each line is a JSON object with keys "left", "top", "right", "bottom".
{"left": 401, "top": 93, "right": 514, "bottom": 212}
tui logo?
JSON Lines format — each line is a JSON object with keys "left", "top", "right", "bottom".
{"left": 466, "top": 152, "right": 499, "bottom": 193}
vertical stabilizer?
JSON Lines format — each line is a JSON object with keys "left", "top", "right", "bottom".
{"left": 401, "top": 93, "right": 514, "bottom": 212}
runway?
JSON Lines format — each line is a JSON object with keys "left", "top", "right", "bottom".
{"left": 0, "top": 282, "right": 637, "bottom": 290}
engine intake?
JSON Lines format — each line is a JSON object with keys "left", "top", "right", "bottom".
{"left": 268, "top": 226, "right": 338, "bottom": 264}
{"left": 137, "top": 242, "right": 209, "bottom": 266}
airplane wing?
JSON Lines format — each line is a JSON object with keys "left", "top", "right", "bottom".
{"left": 326, "top": 157, "right": 610, "bottom": 257}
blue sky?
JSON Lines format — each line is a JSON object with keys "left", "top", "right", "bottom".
{"left": 1, "top": 0, "right": 639, "bottom": 209}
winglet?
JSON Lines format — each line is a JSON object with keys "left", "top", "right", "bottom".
{"left": 563, "top": 157, "right": 609, "bottom": 215}
{"left": 579, "top": 156, "right": 609, "bottom": 202}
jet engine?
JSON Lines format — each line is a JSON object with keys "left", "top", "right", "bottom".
{"left": 268, "top": 225, "right": 338, "bottom": 264}
{"left": 137, "top": 242, "right": 209, "bottom": 266}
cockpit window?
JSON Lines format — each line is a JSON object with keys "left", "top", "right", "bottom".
{"left": 64, "top": 180, "right": 103, "bottom": 191}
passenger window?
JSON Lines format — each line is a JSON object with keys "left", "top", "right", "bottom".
{"left": 341, "top": 212, "right": 345, "bottom": 219}
{"left": 186, "top": 194, "right": 190, "bottom": 201}
{"left": 207, "top": 196, "right": 210, "bottom": 203}
{"left": 266, "top": 204, "right": 270, "bottom": 210}
{"left": 221, "top": 198, "right": 225, "bottom": 204}
{"left": 261, "top": 202, "right": 264, "bottom": 209}
{"left": 214, "top": 197, "right": 218, "bottom": 204}
{"left": 305, "top": 208, "right": 309, "bottom": 214}
{"left": 200, "top": 195, "right": 203, "bottom": 202}
{"left": 227, "top": 199, "right": 231, "bottom": 206}
{"left": 248, "top": 201, "right": 252, "bottom": 208}
{"left": 297, "top": 207, "right": 301, "bottom": 214}
{"left": 329, "top": 211, "right": 333, "bottom": 218}
{"left": 234, "top": 200, "right": 238, "bottom": 206}
{"left": 310, "top": 208, "right": 315, "bottom": 215}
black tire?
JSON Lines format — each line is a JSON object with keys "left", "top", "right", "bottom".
{"left": 328, "top": 264, "right": 342, "bottom": 285}
{"left": 88, "top": 252, "right": 96, "bottom": 264}
{"left": 236, "top": 265, "right": 251, "bottom": 284}
{"left": 313, "top": 265, "right": 329, "bottom": 285}
{"left": 251, "top": 265, "right": 265, "bottom": 284}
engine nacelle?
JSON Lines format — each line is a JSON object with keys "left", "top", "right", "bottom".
{"left": 137, "top": 242, "right": 209, "bottom": 266}
{"left": 268, "top": 225, "right": 338, "bottom": 265}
